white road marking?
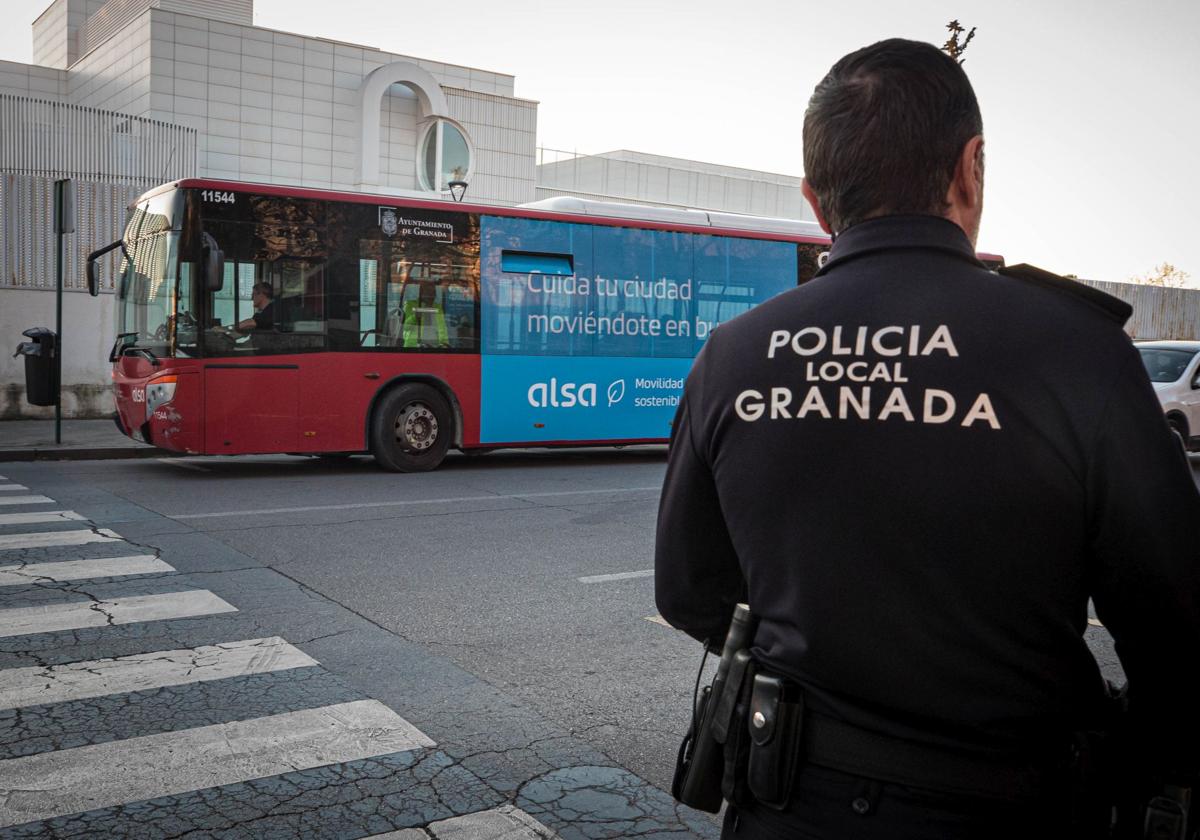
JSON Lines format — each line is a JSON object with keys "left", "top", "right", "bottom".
{"left": 0, "top": 510, "right": 86, "bottom": 527}
{"left": 578, "top": 569, "right": 653, "bottom": 584}
{"left": 0, "top": 590, "right": 237, "bottom": 639}
{"left": 169, "top": 486, "right": 663, "bottom": 520}
{"left": 0, "top": 636, "right": 315, "bottom": 711}
{"left": 0, "top": 698, "right": 435, "bottom": 828}
{"left": 424, "top": 805, "right": 560, "bottom": 839}
{"left": 1088, "top": 617, "right": 1103, "bottom": 627}
{"left": 0, "top": 484, "right": 29, "bottom": 492}
{"left": 645, "top": 614, "right": 672, "bottom": 628}
{"left": 0, "top": 556, "right": 173, "bottom": 588}
{"left": 157, "top": 458, "right": 210, "bottom": 472}
{"left": 0, "top": 528, "right": 122, "bottom": 551}
{"left": 0, "top": 495, "right": 56, "bottom": 507}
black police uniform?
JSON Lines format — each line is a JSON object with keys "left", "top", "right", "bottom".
{"left": 655, "top": 215, "right": 1200, "bottom": 837}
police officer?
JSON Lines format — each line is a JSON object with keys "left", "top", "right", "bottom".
{"left": 655, "top": 38, "right": 1200, "bottom": 838}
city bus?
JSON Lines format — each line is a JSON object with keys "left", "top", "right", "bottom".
{"left": 95, "top": 178, "right": 835, "bottom": 471}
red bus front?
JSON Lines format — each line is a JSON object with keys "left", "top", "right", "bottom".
{"left": 110, "top": 183, "right": 487, "bottom": 468}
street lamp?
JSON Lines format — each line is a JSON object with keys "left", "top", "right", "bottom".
{"left": 448, "top": 180, "right": 468, "bottom": 202}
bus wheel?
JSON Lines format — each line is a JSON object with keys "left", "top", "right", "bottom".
{"left": 371, "top": 384, "right": 452, "bottom": 472}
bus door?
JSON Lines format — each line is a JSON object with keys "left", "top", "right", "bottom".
{"left": 202, "top": 256, "right": 303, "bottom": 454}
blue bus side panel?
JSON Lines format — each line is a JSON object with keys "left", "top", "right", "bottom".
{"left": 480, "top": 355, "right": 693, "bottom": 443}
{"left": 478, "top": 216, "right": 796, "bottom": 444}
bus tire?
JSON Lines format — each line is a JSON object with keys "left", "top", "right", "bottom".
{"left": 371, "top": 383, "right": 453, "bottom": 472}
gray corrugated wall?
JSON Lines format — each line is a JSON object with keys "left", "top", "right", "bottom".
{"left": 0, "top": 94, "right": 195, "bottom": 293}
{"left": 1081, "top": 279, "right": 1200, "bottom": 340}
{"left": 1, "top": 175, "right": 141, "bottom": 293}
{"left": 0, "top": 95, "right": 196, "bottom": 185}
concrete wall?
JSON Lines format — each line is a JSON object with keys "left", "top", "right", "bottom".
{"left": 131, "top": 9, "right": 537, "bottom": 204}
{"left": 0, "top": 59, "right": 67, "bottom": 98}
{"left": 1, "top": 288, "right": 117, "bottom": 419}
{"left": 64, "top": 7, "right": 153, "bottom": 114}
{"left": 31, "top": 0, "right": 85, "bottom": 70}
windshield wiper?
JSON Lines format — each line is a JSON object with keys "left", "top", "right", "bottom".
{"left": 108, "top": 332, "right": 137, "bottom": 363}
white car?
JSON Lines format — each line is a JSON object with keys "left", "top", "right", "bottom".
{"left": 1137, "top": 340, "right": 1200, "bottom": 451}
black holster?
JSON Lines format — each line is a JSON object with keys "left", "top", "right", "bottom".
{"left": 672, "top": 605, "right": 759, "bottom": 813}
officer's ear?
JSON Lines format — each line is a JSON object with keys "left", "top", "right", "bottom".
{"left": 945, "top": 135, "right": 985, "bottom": 244}
{"left": 949, "top": 135, "right": 985, "bottom": 212}
{"left": 801, "top": 179, "right": 833, "bottom": 236}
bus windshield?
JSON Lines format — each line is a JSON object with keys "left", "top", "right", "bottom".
{"left": 116, "top": 189, "right": 196, "bottom": 357}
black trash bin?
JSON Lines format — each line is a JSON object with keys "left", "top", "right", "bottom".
{"left": 13, "top": 327, "right": 58, "bottom": 407}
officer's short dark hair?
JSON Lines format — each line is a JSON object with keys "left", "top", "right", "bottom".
{"left": 803, "top": 38, "right": 983, "bottom": 234}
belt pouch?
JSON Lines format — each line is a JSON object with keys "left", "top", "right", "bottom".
{"left": 747, "top": 673, "right": 804, "bottom": 810}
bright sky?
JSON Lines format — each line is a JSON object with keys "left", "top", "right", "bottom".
{"left": 4, "top": 0, "right": 1198, "bottom": 285}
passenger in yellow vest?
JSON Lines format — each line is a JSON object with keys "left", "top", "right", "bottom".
{"left": 402, "top": 284, "right": 448, "bottom": 348}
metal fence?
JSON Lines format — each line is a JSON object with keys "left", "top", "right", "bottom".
{"left": 0, "top": 175, "right": 145, "bottom": 293}
{"left": 0, "top": 94, "right": 196, "bottom": 185}
{"left": 1082, "top": 279, "right": 1200, "bottom": 340}
{"left": 0, "top": 94, "right": 196, "bottom": 292}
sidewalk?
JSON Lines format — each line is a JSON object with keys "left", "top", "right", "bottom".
{"left": 0, "top": 418, "right": 167, "bottom": 462}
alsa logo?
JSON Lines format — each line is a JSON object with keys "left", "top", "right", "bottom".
{"left": 528, "top": 378, "right": 597, "bottom": 408}
{"left": 131, "top": 387, "right": 145, "bottom": 403}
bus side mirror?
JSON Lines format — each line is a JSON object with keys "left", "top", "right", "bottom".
{"left": 202, "top": 232, "right": 224, "bottom": 292}
{"left": 85, "top": 239, "right": 127, "bottom": 297}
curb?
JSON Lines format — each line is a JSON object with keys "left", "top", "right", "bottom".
{"left": 0, "top": 446, "right": 178, "bottom": 463}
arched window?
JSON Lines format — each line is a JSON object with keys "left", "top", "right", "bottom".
{"left": 417, "top": 118, "right": 473, "bottom": 193}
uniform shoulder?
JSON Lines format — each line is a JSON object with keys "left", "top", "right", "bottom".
{"left": 997, "top": 263, "right": 1132, "bottom": 326}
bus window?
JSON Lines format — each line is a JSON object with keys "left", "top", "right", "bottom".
{"left": 373, "top": 258, "right": 477, "bottom": 352}
{"left": 269, "top": 259, "right": 326, "bottom": 350}
{"left": 211, "top": 261, "right": 257, "bottom": 331}
{"left": 358, "top": 259, "right": 379, "bottom": 347}
{"left": 175, "top": 260, "right": 199, "bottom": 357}
{"left": 694, "top": 235, "right": 796, "bottom": 344}
{"left": 200, "top": 213, "right": 330, "bottom": 354}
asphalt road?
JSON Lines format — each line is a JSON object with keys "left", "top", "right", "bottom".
{"left": 1, "top": 447, "right": 1196, "bottom": 837}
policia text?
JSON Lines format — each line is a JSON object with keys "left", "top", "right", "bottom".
{"left": 738, "top": 323, "right": 1001, "bottom": 429}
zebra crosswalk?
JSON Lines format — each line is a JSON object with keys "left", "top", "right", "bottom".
{"left": 0, "top": 511, "right": 86, "bottom": 526}
{"left": 0, "top": 637, "right": 315, "bottom": 709}
{"left": 0, "top": 590, "right": 239, "bottom": 638}
{"left": 0, "top": 555, "right": 172, "bottom": 587}
{"left": 0, "top": 476, "right": 559, "bottom": 838}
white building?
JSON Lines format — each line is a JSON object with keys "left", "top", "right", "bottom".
{"left": 0, "top": 0, "right": 814, "bottom": 418}
{"left": 536, "top": 149, "right": 810, "bottom": 219}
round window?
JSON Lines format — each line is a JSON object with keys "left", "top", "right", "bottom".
{"left": 417, "top": 119, "right": 473, "bottom": 194}
{"left": 441, "top": 123, "right": 469, "bottom": 185}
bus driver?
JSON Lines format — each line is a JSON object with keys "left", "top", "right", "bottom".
{"left": 233, "top": 282, "right": 277, "bottom": 334}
